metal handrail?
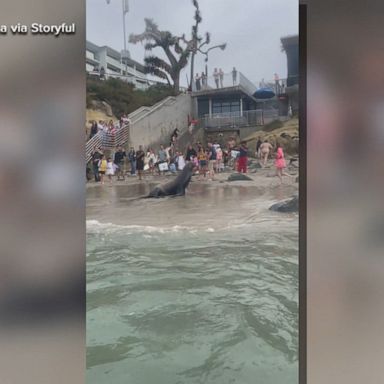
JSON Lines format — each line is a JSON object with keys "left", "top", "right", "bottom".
{"left": 257, "top": 75, "right": 299, "bottom": 92}
{"left": 203, "top": 109, "right": 264, "bottom": 128}
{"left": 87, "top": 71, "right": 189, "bottom": 92}
{"left": 238, "top": 72, "right": 258, "bottom": 95}
{"left": 191, "top": 71, "right": 257, "bottom": 96}
{"left": 201, "top": 108, "right": 287, "bottom": 129}
{"left": 86, "top": 123, "right": 130, "bottom": 162}
{"left": 128, "top": 95, "right": 180, "bottom": 125}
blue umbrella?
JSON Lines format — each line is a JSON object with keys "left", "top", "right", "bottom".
{"left": 253, "top": 87, "right": 275, "bottom": 99}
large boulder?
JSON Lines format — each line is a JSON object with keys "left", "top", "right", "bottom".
{"left": 89, "top": 100, "right": 114, "bottom": 117}
{"left": 269, "top": 195, "right": 298, "bottom": 213}
{"left": 248, "top": 161, "right": 262, "bottom": 169}
{"left": 227, "top": 173, "right": 253, "bottom": 181}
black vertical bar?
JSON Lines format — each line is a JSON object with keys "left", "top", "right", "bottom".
{"left": 299, "top": 3, "right": 307, "bottom": 384}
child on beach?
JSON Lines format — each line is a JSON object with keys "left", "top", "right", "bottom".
{"left": 216, "top": 144, "right": 223, "bottom": 172}
{"left": 274, "top": 145, "right": 290, "bottom": 183}
{"left": 98, "top": 155, "right": 108, "bottom": 184}
{"left": 197, "top": 147, "right": 208, "bottom": 180}
{"left": 105, "top": 157, "right": 116, "bottom": 183}
{"left": 147, "top": 148, "right": 157, "bottom": 175}
{"left": 191, "top": 155, "right": 199, "bottom": 169}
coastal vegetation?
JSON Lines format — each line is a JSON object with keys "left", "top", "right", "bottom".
{"left": 86, "top": 76, "right": 176, "bottom": 117}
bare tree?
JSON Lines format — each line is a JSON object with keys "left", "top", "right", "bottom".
{"left": 129, "top": 19, "right": 191, "bottom": 92}
{"left": 129, "top": 2, "right": 226, "bottom": 92}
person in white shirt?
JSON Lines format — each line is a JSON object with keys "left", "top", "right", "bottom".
{"left": 213, "top": 68, "right": 220, "bottom": 88}
{"left": 105, "top": 157, "right": 116, "bottom": 183}
{"left": 274, "top": 73, "right": 280, "bottom": 93}
{"left": 176, "top": 152, "right": 186, "bottom": 170}
{"left": 219, "top": 68, "right": 224, "bottom": 88}
{"left": 147, "top": 148, "right": 157, "bottom": 175}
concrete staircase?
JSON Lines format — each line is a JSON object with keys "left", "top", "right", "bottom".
{"left": 128, "top": 93, "right": 193, "bottom": 149}
{"left": 174, "top": 124, "right": 205, "bottom": 153}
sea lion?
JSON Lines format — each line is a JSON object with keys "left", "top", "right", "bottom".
{"left": 146, "top": 162, "right": 194, "bottom": 198}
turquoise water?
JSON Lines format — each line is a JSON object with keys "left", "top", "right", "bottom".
{"left": 87, "top": 183, "right": 298, "bottom": 384}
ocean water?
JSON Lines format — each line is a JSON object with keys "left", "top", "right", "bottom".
{"left": 87, "top": 182, "right": 298, "bottom": 384}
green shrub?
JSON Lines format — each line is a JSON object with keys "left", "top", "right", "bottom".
{"left": 86, "top": 77, "right": 176, "bottom": 117}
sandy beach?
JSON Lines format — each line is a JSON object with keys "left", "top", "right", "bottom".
{"left": 86, "top": 161, "right": 298, "bottom": 227}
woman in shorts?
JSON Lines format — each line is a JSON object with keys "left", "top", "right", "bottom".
{"left": 98, "top": 154, "right": 107, "bottom": 185}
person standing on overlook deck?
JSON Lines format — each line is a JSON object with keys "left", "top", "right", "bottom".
{"left": 213, "top": 68, "right": 220, "bottom": 88}
{"left": 219, "top": 68, "right": 224, "bottom": 88}
{"left": 201, "top": 72, "right": 206, "bottom": 88}
{"left": 274, "top": 72, "right": 280, "bottom": 93}
{"left": 195, "top": 73, "right": 201, "bottom": 91}
{"left": 232, "top": 67, "right": 237, "bottom": 85}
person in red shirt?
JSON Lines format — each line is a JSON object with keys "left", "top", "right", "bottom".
{"left": 237, "top": 141, "right": 248, "bottom": 173}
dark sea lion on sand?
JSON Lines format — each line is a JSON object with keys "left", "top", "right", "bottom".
{"left": 145, "top": 162, "right": 194, "bottom": 198}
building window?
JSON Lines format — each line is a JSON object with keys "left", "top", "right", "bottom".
{"left": 212, "top": 100, "right": 240, "bottom": 114}
{"left": 198, "top": 99, "right": 209, "bottom": 117}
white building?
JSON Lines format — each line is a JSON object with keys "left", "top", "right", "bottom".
{"left": 86, "top": 40, "right": 160, "bottom": 90}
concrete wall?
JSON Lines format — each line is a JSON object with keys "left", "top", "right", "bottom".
{"left": 129, "top": 93, "right": 193, "bottom": 149}
{"left": 205, "top": 129, "right": 240, "bottom": 148}
{"left": 239, "top": 126, "right": 264, "bottom": 140}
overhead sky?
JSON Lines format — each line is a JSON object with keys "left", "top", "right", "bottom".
{"left": 86, "top": 0, "right": 298, "bottom": 86}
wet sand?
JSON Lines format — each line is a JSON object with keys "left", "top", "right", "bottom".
{"left": 86, "top": 167, "right": 298, "bottom": 228}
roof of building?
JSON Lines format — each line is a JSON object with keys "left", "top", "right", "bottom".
{"left": 280, "top": 35, "right": 298, "bottom": 49}
{"left": 86, "top": 40, "right": 100, "bottom": 53}
{"left": 192, "top": 86, "right": 258, "bottom": 103}
{"left": 122, "top": 57, "right": 145, "bottom": 73}
{"left": 86, "top": 40, "right": 145, "bottom": 73}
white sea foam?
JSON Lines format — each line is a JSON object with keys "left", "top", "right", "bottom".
{"left": 86, "top": 220, "right": 201, "bottom": 234}
{"left": 86, "top": 219, "right": 293, "bottom": 237}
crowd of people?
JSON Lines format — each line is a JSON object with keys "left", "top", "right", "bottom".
{"left": 87, "top": 114, "right": 131, "bottom": 141}
{"left": 88, "top": 134, "right": 291, "bottom": 185}
{"left": 194, "top": 67, "right": 238, "bottom": 91}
